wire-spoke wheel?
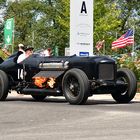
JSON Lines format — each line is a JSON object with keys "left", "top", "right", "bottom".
{"left": 62, "top": 68, "right": 89, "bottom": 105}
{"left": 111, "top": 68, "right": 137, "bottom": 103}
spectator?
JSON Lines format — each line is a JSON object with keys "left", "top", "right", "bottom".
{"left": 39, "top": 48, "right": 52, "bottom": 56}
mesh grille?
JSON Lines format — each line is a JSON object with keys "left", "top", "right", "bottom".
{"left": 98, "top": 64, "right": 114, "bottom": 80}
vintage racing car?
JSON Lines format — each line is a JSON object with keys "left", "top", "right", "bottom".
{"left": 0, "top": 51, "right": 137, "bottom": 105}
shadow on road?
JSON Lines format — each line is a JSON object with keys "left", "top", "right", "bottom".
{"left": 86, "top": 99, "right": 140, "bottom": 105}
{"left": 6, "top": 96, "right": 67, "bottom": 103}
{"left": 5, "top": 96, "right": 140, "bottom": 105}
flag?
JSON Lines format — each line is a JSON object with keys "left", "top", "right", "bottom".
{"left": 95, "top": 40, "right": 105, "bottom": 51}
{"left": 112, "top": 29, "right": 134, "bottom": 49}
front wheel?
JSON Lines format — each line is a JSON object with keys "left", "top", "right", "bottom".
{"left": 62, "top": 68, "right": 89, "bottom": 105}
{"left": 111, "top": 68, "right": 137, "bottom": 103}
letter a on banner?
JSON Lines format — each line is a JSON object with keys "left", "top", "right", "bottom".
{"left": 70, "top": 0, "right": 93, "bottom": 56}
{"left": 81, "top": 1, "right": 87, "bottom": 14}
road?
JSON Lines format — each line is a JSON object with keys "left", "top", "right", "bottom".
{"left": 0, "top": 93, "right": 140, "bottom": 140}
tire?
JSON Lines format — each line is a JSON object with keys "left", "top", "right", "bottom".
{"left": 62, "top": 68, "right": 89, "bottom": 105}
{"left": 0, "top": 70, "right": 9, "bottom": 101}
{"left": 31, "top": 95, "right": 47, "bottom": 101}
{"left": 111, "top": 68, "right": 137, "bottom": 103}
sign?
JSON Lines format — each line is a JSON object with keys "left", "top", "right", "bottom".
{"left": 4, "top": 18, "right": 14, "bottom": 45}
{"left": 79, "top": 52, "right": 89, "bottom": 56}
{"left": 70, "top": 0, "right": 93, "bottom": 56}
{"left": 65, "top": 47, "right": 70, "bottom": 56}
{"left": 54, "top": 46, "right": 59, "bottom": 56}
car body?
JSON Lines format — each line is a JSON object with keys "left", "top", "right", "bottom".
{"left": 0, "top": 52, "right": 137, "bottom": 104}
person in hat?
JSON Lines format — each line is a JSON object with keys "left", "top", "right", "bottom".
{"left": 14, "top": 43, "right": 26, "bottom": 79}
{"left": 25, "top": 46, "right": 34, "bottom": 57}
{"left": 17, "top": 46, "right": 33, "bottom": 63}
{"left": 11, "top": 43, "right": 25, "bottom": 62}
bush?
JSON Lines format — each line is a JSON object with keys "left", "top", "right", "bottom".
{"left": 0, "top": 49, "right": 10, "bottom": 60}
{"left": 117, "top": 54, "right": 140, "bottom": 81}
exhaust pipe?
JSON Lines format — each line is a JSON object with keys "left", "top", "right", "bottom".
{"left": 21, "top": 88, "right": 62, "bottom": 96}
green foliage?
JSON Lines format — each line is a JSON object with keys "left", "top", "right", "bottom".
{"left": 0, "top": 0, "right": 6, "bottom": 6}
{"left": 0, "top": 22, "right": 4, "bottom": 45}
{"left": 32, "top": 0, "right": 70, "bottom": 54}
{"left": 5, "top": 0, "right": 69, "bottom": 55}
{"left": 115, "top": 0, "right": 140, "bottom": 52}
{"left": 0, "top": 0, "right": 6, "bottom": 46}
{"left": 0, "top": 49, "right": 8, "bottom": 59}
{"left": 1, "top": 0, "right": 140, "bottom": 56}
{"left": 117, "top": 54, "right": 140, "bottom": 81}
{"left": 6, "top": 0, "right": 44, "bottom": 47}
{"left": 94, "top": 0, "right": 122, "bottom": 54}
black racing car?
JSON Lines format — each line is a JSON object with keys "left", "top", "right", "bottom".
{"left": 0, "top": 51, "right": 137, "bottom": 105}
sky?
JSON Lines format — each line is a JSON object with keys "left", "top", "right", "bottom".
{"left": 0, "top": 0, "right": 15, "bottom": 21}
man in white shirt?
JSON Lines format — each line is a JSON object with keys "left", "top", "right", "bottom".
{"left": 17, "top": 46, "right": 33, "bottom": 63}
{"left": 17, "top": 46, "right": 33, "bottom": 79}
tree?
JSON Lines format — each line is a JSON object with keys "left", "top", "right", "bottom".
{"left": 94, "top": 0, "right": 122, "bottom": 54}
{"left": 47, "top": 0, "right": 69, "bottom": 54}
{"left": 94, "top": 0, "right": 140, "bottom": 55}
{"left": 4, "top": 0, "right": 140, "bottom": 55}
{"left": 5, "top": 0, "right": 45, "bottom": 50}
{"left": 116, "top": 0, "right": 140, "bottom": 49}
{"left": 5, "top": 0, "right": 69, "bottom": 55}
{"left": 0, "top": 0, "right": 6, "bottom": 8}
{"left": 0, "top": 0, "right": 6, "bottom": 47}
{"left": 33, "top": 0, "right": 69, "bottom": 55}
{"left": 0, "top": 22, "right": 4, "bottom": 46}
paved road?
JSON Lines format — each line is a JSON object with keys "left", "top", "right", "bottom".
{"left": 0, "top": 93, "right": 140, "bottom": 140}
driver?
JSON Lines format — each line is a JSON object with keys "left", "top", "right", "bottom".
{"left": 17, "top": 46, "right": 33, "bottom": 63}
{"left": 11, "top": 43, "right": 25, "bottom": 62}
{"left": 17, "top": 46, "right": 33, "bottom": 80}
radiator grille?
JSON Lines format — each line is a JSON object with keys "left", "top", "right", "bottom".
{"left": 98, "top": 64, "right": 114, "bottom": 80}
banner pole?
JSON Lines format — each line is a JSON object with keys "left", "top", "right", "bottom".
{"left": 12, "top": 17, "right": 15, "bottom": 54}
{"left": 132, "top": 26, "right": 135, "bottom": 60}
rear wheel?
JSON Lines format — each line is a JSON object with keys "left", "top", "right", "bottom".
{"left": 0, "top": 70, "right": 9, "bottom": 101}
{"left": 111, "top": 68, "right": 137, "bottom": 103}
{"left": 62, "top": 68, "right": 89, "bottom": 105}
{"left": 31, "top": 95, "right": 47, "bottom": 101}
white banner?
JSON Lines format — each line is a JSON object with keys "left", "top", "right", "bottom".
{"left": 70, "top": 0, "right": 93, "bottom": 56}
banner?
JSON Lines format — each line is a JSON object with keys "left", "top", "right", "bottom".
{"left": 70, "top": 0, "right": 93, "bottom": 56}
{"left": 4, "top": 18, "right": 14, "bottom": 45}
